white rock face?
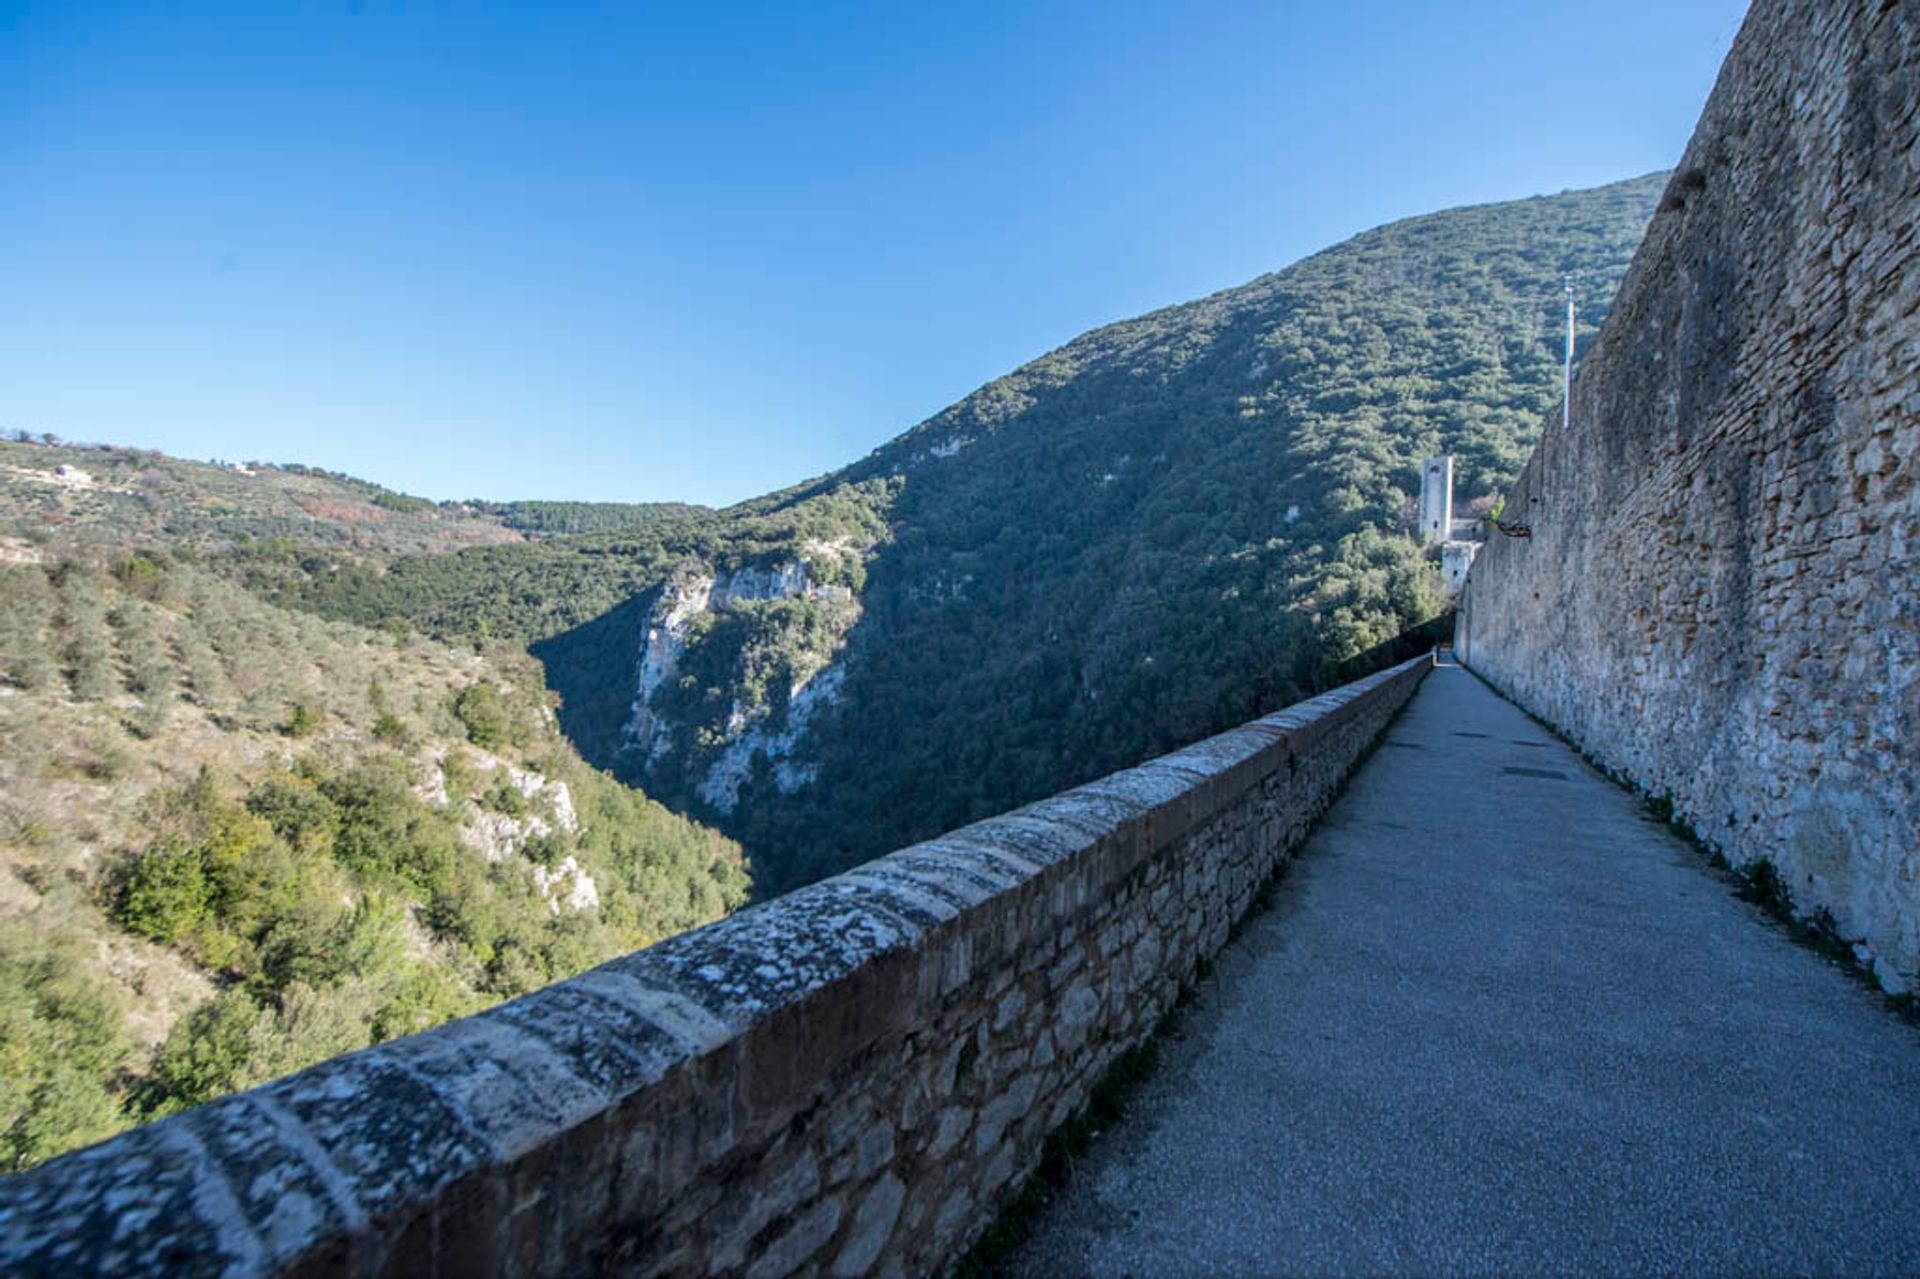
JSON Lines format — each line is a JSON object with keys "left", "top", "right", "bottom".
{"left": 532, "top": 855, "right": 599, "bottom": 914}
{"left": 620, "top": 557, "right": 858, "bottom": 803}
{"left": 504, "top": 765, "right": 578, "bottom": 834}
{"left": 437, "top": 753, "right": 596, "bottom": 912}
{"left": 465, "top": 808, "right": 551, "bottom": 864}
{"left": 2, "top": 464, "right": 129, "bottom": 493}
{"left": 622, "top": 566, "right": 716, "bottom": 763}
{"left": 429, "top": 751, "right": 581, "bottom": 878}
{"left": 711, "top": 562, "right": 809, "bottom": 609}
{"left": 697, "top": 664, "right": 846, "bottom": 815}
{"left": 546, "top": 779, "right": 578, "bottom": 834}
{"left": 622, "top": 559, "right": 825, "bottom": 768}
{"left": 413, "top": 751, "right": 451, "bottom": 807}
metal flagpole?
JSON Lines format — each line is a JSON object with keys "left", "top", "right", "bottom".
{"left": 1563, "top": 277, "right": 1575, "bottom": 432}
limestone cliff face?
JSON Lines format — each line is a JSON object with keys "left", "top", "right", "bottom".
{"left": 416, "top": 747, "right": 598, "bottom": 914}
{"left": 696, "top": 663, "right": 847, "bottom": 815}
{"left": 1458, "top": 0, "right": 1920, "bottom": 988}
{"left": 620, "top": 563, "right": 718, "bottom": 764}
{"left": 619, "top": 556, "right": 858, "bottom": 813}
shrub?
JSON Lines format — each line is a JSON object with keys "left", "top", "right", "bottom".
{"left": 234, "top": 982, "right": 374, "bottom": 1089}
{"left": 371, "top": 712, "right": 411, "bottom": 747}
{"left": 453, "top": 683, "right": 516, "bottom": 750}
{"left": 0, "top": 567, "right": 58, "bottom": 691}
{"left": 245, "top": 773, "right": 339, "bottom": 857}
{"left": 109, "top": 554, "right": 168, "bottom": 602}
{"left": 3, "top": 1068, "right": 125, "bottom": 1172}
{"left": 485, "top": 775, "right": 529, "bottom": 817}
{"left": 283, "top": 702, "right": 321, "bottom": 738}
{"left": 142, "top": 989, "right": 266, "bottom": 1115}
{"left": 319, "top": 758, "right": 462, "bottom": 892}
{"left": 331, "top": 896, "right": 407, "bottom": 983}
{"left": 521, "top": 830, "right": 567, "bottom": 869}
{"left": 253, "top": 894, "right": 349, "bottom": 993}
{"left": 115, "top": 843, "right": 212, "bottom": 942}
{"left": 80, "top": 737, "right": 132, "bottom": 782}
{"left": 371, "top": 965, "right": 476, "bottom": 1043}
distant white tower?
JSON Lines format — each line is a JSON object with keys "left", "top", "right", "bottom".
{"left": 1420, "top": 456, "right": 1453, "bottom": 546}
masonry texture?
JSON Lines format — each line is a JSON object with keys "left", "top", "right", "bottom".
{"left": 1458, "top": 0, "right": 1920, "bottom": 988}
{"left": 0, "top": 659, "right": 1427, "bottom": 1277}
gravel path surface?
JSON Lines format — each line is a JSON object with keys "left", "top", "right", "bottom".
{"left": 999, "top": 663, "right": 1920, "bottom": 1278}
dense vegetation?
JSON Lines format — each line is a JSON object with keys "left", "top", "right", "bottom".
{"left": 478, "top": 499, "right": 709, "bottom": 537}
{"left": 0, "top": 553, "right": 745, "bottom": 1171}
{"left": 238, "top": 476, "right": 895, "bottom": 770}
{"left": 231, "top": 174, "right": 1667, "bottom": 891}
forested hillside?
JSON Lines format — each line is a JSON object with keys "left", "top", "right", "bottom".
{"left": 246, "top": 174, "right": 1666, "bottom": 891}
{"left": 478, "top": 499, "right": 710, "bottom": 537}
{"left": 726, "top": 173, "right": 1666, "bottom": 883}
{"left": 0, "top": 551, "right": 745, "bottom": 1172}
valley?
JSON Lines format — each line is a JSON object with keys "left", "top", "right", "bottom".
{"left": 240, "top": 173, "right": 1669, "bottom": 891}
{"left": 0, "top": 172, "right": 1664, "bottom": 1170}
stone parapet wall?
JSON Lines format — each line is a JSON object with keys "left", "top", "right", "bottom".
{"left": 1458, "top": 0, "right": 1919, "bottom": 987}
{"left": 0, "top": 657, "right": 1430, "bottom": 1278}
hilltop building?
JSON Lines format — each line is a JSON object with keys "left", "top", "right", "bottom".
{"left": 1421, "top": 454, "right": 1482, "bottom": 592}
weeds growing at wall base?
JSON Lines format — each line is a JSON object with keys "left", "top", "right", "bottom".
{"left": 1460, "top": 667, "right": 1918, "bottom": 1025}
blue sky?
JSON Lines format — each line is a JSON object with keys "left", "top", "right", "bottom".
{"left": 2, "top": 1, "right": 1748, "bottom": 506}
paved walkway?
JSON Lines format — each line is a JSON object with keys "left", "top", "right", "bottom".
{"left": 1002, "top": 663, "right": 1920, "bottom": 1278}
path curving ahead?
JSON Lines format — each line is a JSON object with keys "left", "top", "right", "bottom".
{"left": 1001, "top": 663, "right": 1920, "bottom": 1278}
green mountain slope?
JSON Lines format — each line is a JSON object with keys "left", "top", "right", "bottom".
{"left": 723, "top": 173, "right": 1667, "bottom": 883}
{"left": 0, "top": 551, "right": 745, "bottom": 1171}
{"left": 192, "top": 174, "right": 1664, "bottom": 893}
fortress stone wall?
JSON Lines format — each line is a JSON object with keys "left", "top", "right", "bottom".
{"left": 0, "top": 658, "right": 1429, "bottom": 1277}
{"left": 1458, "top": 0, "right": 1919, "bottom": 987}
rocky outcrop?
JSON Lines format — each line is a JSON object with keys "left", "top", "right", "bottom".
{"left": 620, "top": 563, "right": 717, "bottom": 764}
{"left": 711, "top": 562, "right": 809, "bottom": 609}
{"left": 531, "top": 855, "right": 600, "bottom": 914}
{"left": 697, "top": 664, "right": 847, "bottom": 814}
{"left": 620, "top": 557, "right": 860, "bottom": 807}
{"left": 0, "top": 464, "right": 129, "bottom": 494}
{"left": 418, "top": 749, "right": 594, "bottom": 912}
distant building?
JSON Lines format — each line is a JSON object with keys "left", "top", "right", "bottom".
{"left": 1420, "top": 457, "right": 1453, "bottom": 546}
{"left": 1441, "top": 540, "right": 1479, "bottom": 592}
